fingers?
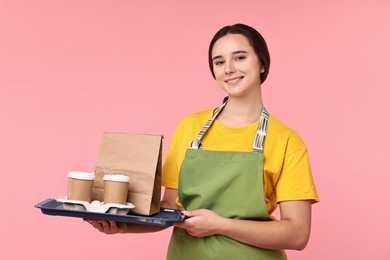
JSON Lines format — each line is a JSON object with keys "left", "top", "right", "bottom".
{"left": 84, "top": 219, "right": 119, "bottom": 234}
{"left": 181, "top": 210, "right": 197, "bottom": 217}
{"left": 177, "top": 210, "right": 202, "bottom": 226}
{"left": 102, "top": 220, "right": 119, "bottom": 234}
{"left": 109, "top": 220, "right": 119, "bottom": 233}
{"left": 174, "top": 220, "right": 185, "bottom": 228}
{"left": 84, "top": 219, "right": 104, "bottom": 232}
{"left": 100, "top": 220, "right": 111, "bottom": 233}
{"left": 174, "top": 219, "right": 198, "bottom": 237}
{"left": 175, "top": 209, "right": 220, "bottom": 238}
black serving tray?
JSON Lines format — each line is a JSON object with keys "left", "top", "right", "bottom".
{"left": 35, "top": 198, "right": 184, "bottom": 227}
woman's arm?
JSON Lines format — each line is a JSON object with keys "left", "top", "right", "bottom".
{"left": 175, "top": 200, "right": 312, "bottom": 250}
{"left": 84, "top": 188, "right": 178, "bottom": 234}
{"left": 160, "top": 187, "right": 179, "bottom": 209}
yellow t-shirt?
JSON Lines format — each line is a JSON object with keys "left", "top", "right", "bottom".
{"left": 162, "top": 108, "right": 319, "bottom": 214}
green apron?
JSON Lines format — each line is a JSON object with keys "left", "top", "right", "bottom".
{"left": 167, "top": 102, "right": 286, "bottom": 260}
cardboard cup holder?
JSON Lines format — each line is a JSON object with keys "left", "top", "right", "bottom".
{"left": 57, "top": 197, "right": 135, "bottom": 215}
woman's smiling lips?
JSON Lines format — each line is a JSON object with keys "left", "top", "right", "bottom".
{"left": 225, "top": 76, "right": 244, "bottom": 85}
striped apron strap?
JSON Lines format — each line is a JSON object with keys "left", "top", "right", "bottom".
{"left": 190, "top": 102, "right": 227, "bottom": 149}
{"left": 190, "top": 102, "right": 269, "bottom": 154}
{"left": 252, "top": 107, "right": 269, "bottom": 153}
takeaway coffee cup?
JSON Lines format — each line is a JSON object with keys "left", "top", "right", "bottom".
{"left": 103, "top": 174, "right": 130, "bottom": 205}
{"left": 67, "top": 171, "right": 95, "bottom": 202}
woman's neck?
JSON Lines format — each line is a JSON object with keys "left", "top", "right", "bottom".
{"left": 218, "top": 94, "right": 263, "bottom": 128}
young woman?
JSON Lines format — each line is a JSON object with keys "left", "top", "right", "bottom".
{"left": 86, "top": 23, "right": 319, "bottom": 260}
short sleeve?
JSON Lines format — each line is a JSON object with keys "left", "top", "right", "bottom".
{"left": 275, "top": 135, "right": 319, "bottom": 203}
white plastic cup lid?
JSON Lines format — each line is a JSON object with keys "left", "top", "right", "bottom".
{"left": 103, "top": 174, "right": 130, "bottom": 182}
{"left": 67, "top": 171, "right": 96, "bottom": 180}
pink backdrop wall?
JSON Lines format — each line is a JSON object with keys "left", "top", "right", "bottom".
{"left": 1, "top": 1, "right": 389, "bottom": 259}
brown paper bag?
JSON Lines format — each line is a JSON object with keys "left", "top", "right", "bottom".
{"left": 93, "top": 133, "right": 162, "bottom": 215}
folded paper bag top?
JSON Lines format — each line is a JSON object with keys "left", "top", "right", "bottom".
{"left": 67, "top": 171, "right": 96, "bottom": 202}
{"left": 93, "top": 133, "right": 162, "bottom": 215}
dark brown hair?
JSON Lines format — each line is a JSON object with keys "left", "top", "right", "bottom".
{"left": 208, "top": 23, "right": 271, "bottom": 84}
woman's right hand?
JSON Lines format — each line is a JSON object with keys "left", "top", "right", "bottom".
{"left": 84, "top": 219, "right": 126, "bottom": 234}
{"left": 83, "top": 188, "right": 178, "bottom": 235}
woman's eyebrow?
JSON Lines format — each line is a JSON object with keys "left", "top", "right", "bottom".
{"left": 232, "top": 50, "right": 248, "bottom": 55}
{"left": 212, "top": 50, "right": 248, "bottom": 61}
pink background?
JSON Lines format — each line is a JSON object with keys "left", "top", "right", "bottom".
{"left": 1, "top": 1, "right": 389, "bottom": 259}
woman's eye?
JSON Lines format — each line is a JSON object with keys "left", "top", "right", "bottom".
{"left": 214, "top": 60, "right": 224, "bottom": 65}
{"left": 235, "top": 55, "right": 246, "bottom": 61}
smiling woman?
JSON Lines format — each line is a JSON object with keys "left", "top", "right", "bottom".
{"left": 86, "top": 23, "right": 319, "bottom": 260}
{"left": 208, "top": 24, "right": 271, "bottom": 83}
{"left": 211, "top": 34, "right": 265, "bottom": 111}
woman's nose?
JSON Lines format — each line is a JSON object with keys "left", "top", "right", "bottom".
{"left": 224, "top": 60, "right": 235, "bottom": 75}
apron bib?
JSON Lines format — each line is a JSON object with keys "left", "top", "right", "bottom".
{"left": 167, "top": 103, "right": 285, "bottom": 260}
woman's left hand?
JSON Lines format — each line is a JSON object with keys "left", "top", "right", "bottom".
{"left": 174, "top": 209, "right": 224, "bottom": 237}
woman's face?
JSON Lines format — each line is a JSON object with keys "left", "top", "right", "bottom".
{"left": 211, "top": 34, "right": 264, "bottom": 98}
